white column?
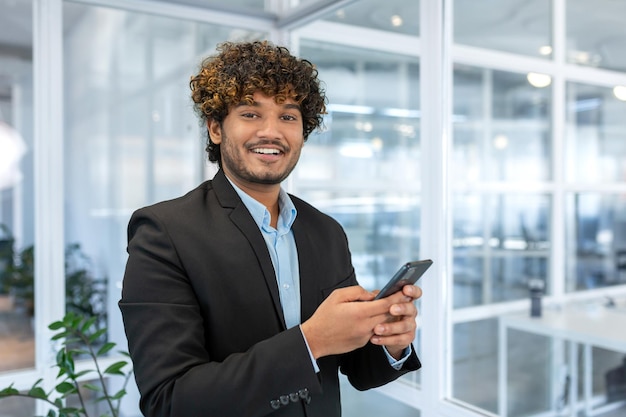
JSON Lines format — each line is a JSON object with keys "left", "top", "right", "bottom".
{"left": 420, "top": 0, "right": 453, "bottom": 416}
{"left": 33, "top": 0, "right": 65, "bottom": 414}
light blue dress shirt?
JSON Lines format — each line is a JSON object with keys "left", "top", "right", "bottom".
{"left": 227, "top": 179, "right": 411, "bottom": 370}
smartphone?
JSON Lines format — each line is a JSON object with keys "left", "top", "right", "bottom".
{"left": 373, "top": 259, "right": 432, "bottom": 300}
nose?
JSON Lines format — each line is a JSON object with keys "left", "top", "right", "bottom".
{"left": 257, "top": 117, "right": 282, "bottom": 139}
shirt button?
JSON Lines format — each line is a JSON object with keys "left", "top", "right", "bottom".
{"left": 282, "top": 283, "right": 290, "bottom": 289}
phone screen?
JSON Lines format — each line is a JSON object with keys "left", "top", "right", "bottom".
{"left": 373, "top": 259, "right": 432, "bottom": 300}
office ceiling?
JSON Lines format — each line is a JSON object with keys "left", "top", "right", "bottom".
{"left": 0, "top": 0, "right": 625, "bottom": 102}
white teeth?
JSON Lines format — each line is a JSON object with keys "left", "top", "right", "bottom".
{"left": 253, "top": 148, "right": 280, "bottom": 155}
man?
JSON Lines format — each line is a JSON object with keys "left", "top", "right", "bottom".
{"left": 119, "top": 40, "right": 421, "bottom": 417}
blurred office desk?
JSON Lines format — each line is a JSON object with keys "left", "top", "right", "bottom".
{"left": 498, "top": 306, "right": 626, "bottom": 417}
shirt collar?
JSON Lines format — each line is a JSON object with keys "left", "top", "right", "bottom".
{"left": 226, "top": 177, "right": 297, "bottom": 234}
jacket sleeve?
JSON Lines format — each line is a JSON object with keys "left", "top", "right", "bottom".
{"left": 119, "top": 207, "right": 321, "bottom": 417}
{"left": 291, "top": 197, "right": 422, "bottom": 394}
{"left": 339, "top": 341, "right": 421, "bottom": 391}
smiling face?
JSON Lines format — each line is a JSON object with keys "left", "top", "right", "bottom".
{"left": 207, "top": 91, "right": 305, "bottom": 195}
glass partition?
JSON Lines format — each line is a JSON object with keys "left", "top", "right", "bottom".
{"left": 566, "top": 0, "right": 626, "bottom": 72}
{"left": 295, "top": 35, "right": 422, "bottom": 414}
{"left": 565, "top": 82, "right": 626, "bottom": 183}
{"left": 321, "top": 0, "right": 419, "bottom": 36}
{"left": 453, "top": 193, "right": 550, "bottom": 308}
{"left": 454, "top": 0, "right": 552, "bottom": 59}
{"left": 0, "top": 0, "right": 35, "bottom": 373}
{"left": 564, "top": 82, "right": 626, "bottom": 292}
{"left": 452, "top": 65, "right": 552, "bottom": 183}
{"left": 297, "top": 40, "right": 421, "bottom": 293}
{"left": 179, "top": 0, "right": 266, "bottom": 12}
{"left": 566, "top": 193, "right": 626, "bottom": 291}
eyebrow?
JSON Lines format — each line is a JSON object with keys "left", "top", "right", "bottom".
{"left": 236, "top": 101, "right": 301, "bottom": 112}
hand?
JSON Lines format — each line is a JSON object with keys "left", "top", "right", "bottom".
{"left": 369, "top": 284, "right": 422, "bottom": 359}
{"left": 301, "top": 286, "right": 392, "bottom": 359}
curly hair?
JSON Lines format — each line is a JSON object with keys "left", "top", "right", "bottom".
{"left": 189, "top": 40, "right": 327, "bottom": 165}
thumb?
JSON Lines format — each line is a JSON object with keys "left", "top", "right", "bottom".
{"left": 334, "top": 285, "right": 376, "bottom": 302}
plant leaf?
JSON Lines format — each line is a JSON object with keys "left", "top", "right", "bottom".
{"left": 110, "top": 388, "right": 127, "bottom": 400}
{"left": 51, "top": 331, "right": 69, "bottom": 341}
{"left": 103, "top": 361, "right": 128, "bottom": 375}
{"left": 88, "top": 328, "right": 107, "bottom": 343}
{"left": 74, "top": 370, "right": 93, "bottom": 379}
{"left": 81, "top": 316, "right": 97, "bottom": 333}
{"left": 82, "top": 383, "right": 102, "bottom": 392}
{"left": 49, "top": 321, "right": 64, "bottom": 330}
{"left": 55, "top": 381, "right": 76, "bottom": 394}
{"left": 97, "top": 342, "right": 115, "bottom": 356}
{"left": 28, "top": 386, "right": 47, "bottom": 399}
{"left": 0, "top": 384, "right": 19, "bottom": 397}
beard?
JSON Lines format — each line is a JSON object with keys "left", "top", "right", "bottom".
{"left": 219, "top": 133, "right": 302, "bottom": 186}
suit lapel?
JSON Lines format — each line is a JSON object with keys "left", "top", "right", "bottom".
{"left": 292, "top": 212, "right": 321, "bottom": 323}
{"left": 212, "top": 170, "right": 287, "bottom": 329}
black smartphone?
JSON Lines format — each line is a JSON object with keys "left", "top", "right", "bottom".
{"left": 373, "top": 259, "right": 432, "bottom": 300}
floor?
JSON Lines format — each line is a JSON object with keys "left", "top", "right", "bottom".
{"left": 1, "top": 307, "right": 625, "bottom": 417}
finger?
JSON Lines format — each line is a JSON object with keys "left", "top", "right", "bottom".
{"left": 377, "top": 290, "right": 411, "bottom": 305}
{"left": 373, "top": 316, "right": 416, "bottom": 337}
{"left": 371, "top": 330, "right": 414, "bottom": 342}
{"left": 370, "top": 332, "right": 415, "bottom": 347}
{"left": 333, "top": 285, "right": 376, "bottom": 302}
{"left": 389, "top": 302, "right": 417, "bottom": 318}
{"left": 401, "top": 284, "right": 422, "bottom": 300}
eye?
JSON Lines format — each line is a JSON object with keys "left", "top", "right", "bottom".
{"left": 281, "top": 114, "right": 298, "bottom": 121}
{"left": 241, "top": 112, "right": 258, "bottom": 119}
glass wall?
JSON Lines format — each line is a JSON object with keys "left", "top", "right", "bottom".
{"left": 450, "top": 61, "right": 553, "bottom": 415}
{"left": 452, "top": 65, "right": 552, "bottom": 310}
{"left": 564, "top": 82, "right": 626, "bottom": 292}
{"left": 454, "top": 0, "right": 552, "bottom": 59}
{"left": 294, "top": 1, "right": 422, "bottom": 414}
{"left": 296, "top": 41, "right": 421, "bottom": 292}
{"left": 452, "top": 1, "right": 626, "bottom": 416}
{"left": 566, "top": 0, "right": 626, "bottom": 72}
{"left": 0, "top": 0, "right": 35, "bottom": 373}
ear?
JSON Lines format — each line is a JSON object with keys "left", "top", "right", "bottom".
{"left": 207, "top": 120, "right": 222, "bottom": 144}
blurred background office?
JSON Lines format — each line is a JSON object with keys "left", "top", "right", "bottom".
{"left": 1, "top": 0, "right": 626, "bottom": 416}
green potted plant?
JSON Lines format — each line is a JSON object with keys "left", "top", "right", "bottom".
{"left": 0, "top": 230, "right": 108, "bottom": 329}
{"left": 0, "top": 312, "right": 133, "bottom": 417}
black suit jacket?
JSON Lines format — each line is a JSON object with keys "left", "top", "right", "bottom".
{"left": 119, "top": 170, "right": 420, "bottom": 417}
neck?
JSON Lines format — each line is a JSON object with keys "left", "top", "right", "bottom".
{"left": 224, "top": 173, "right": 281, "bottom": 227}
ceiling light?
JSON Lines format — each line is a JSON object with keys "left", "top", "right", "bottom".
{"left": 327, "top": 104, "right": 375, "bottom": 115}
{"left": 380, "top": 108, "right": 421, "bottom": 118}
{"left": 335, "top": 9, "right": 345, "bottom": 19}
{"left": 0, "top": 122, "right": 27, "bottom": 190}
{"left": 493, "top": 134, "right": 508, "bottom": 150}
{"left": 339, "top": 143, "right": 373, "bottom": 159}
{"left": 355, "top": 121, "right": 373, "bottom": 132}
{"left": 538, "top": 45, "right": 553, "bottom": 56}
{"left": 527, "top": 72, "right": 552, "bottom": 88}
{"left": 574, "top": 51, "right": 590, "bottom": 64}
{"left": 613, "top": 85, "right": 626, "bottom": 101}
{"left": 391, "top": 15, "right": 403, "bottom": 27}
{"left": 371, "top": 137, "right": 383, "bottom": 151}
